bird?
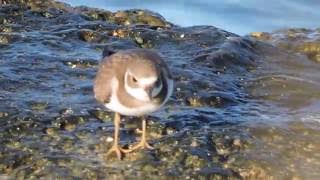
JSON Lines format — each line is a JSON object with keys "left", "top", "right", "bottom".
{"left": 94, "top": 48, "right": 173, "bottom": 160}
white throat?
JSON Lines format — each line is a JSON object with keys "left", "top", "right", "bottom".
{"left": 105, "top": 77, "right": 159, "bottom": 116}
{"left": 125, "top": 83, "right": 150, "bottom": 102}
{"left": 139, "top": 77, "right": 157, "bottom": 85}
{"left": 124, "top": 73, "right": 149, "bottom": 102}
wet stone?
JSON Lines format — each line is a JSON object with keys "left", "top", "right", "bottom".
{"left": 186, "top": 93, "right": 237, "bottom": 107}
{"left": 78, "top": 29, "right": 103, "bottom": 42}
{"left": 252, "top": 28, "right": 320, "bottom": 62}
{"left": 136, "top": 11, "right": 167, "bottom": 27}
{"left": 45, "top": 127, "right": 58, "bottom": 137}
{"left": 0, "top": 26, "right": 12, "bottom": 33}
{"left": 0, "top": 16, "right": 8, "bottom": 24}
{"left": 59, "top": 108, "right": 74, "bottom": 116}
{"left": 63, "top": 59, "right": 98, "bottom": 69}
{"left": 250, "top": 32, "right": 271, "bottom": 41}
{"left": 113, "top": 11, "right": 129, "bottom": 25}
{"left": 88, "top": 109, "right": 112, "bottom": 122}
{"left": 30, "top": 101, "right": 48, "bottom": 111}
{"left": 79, "top": 7, "right": 112, "bottom": 21}
{"left": 296, "top": 42, "right": 320, "bottom": 62}
{"left": 0, "top": 35, "right": 9, "bottom": 44}
{"left": 184, "top": 154, "right": 206, "bottom": 169}
{"left": 112, "top": 9, "right": 170, "bottom": 27}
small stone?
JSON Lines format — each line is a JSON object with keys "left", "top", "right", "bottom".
{"left": 187, "top": 96, "right": 202, "bottom": 107}
{"left": 64, "top": 123, "right": 76, "bottom": 132}
{"left": 45, "top": 127, "right": 57, "bottom": 136}
{"left": 63, "top": 140, "right": 74, "bottom": 152}
{"left": 165, "top": 127, "right": 176, "bottom": 135}
{"left": 0, "top": 35, "right": 9, "bottom": 44}
{"left": 78, "top": 29, "right": 101, "bottom": 42}
{"left": 0, "top": 112, "right": 8, "bottom": 118}
{"left": 190, "top": 139, "right": 198, "bottom": 147}
{"left": 60, "top": 108, "right": 74, "bottom": 116}
{"left": 0, "top": 26, "right": 12, "bottom": 33}
{"left": 233, "top": 138, "right": 241, "bottom": 147}
{"left": 114, "top": 11, "right": 128, "bottom": 19}
{"left": 89, "top": 109, "right": 112, "bottom": 122}
{"left": 41, "top": 11, "right": 54, "bottom": 18}
{"left": 31, "top": 101, "right": 48, "bottom": 111}
{"left": 250, "top": 32, "right": 270, "bottom": 40}
{"left": 106, "top": 136, "right": 113, "bottom": 142}
{"left": 184, "top": 154, "right": 206, "bottom": 169}
{"left": 135, "top": 36, "right": 144, "bottom": 44}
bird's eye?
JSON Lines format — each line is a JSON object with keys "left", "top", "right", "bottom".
{"left": 132, "top": 76, "right": 138, "bottom": 83}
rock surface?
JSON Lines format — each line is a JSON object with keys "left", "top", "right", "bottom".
{"left": 0, "top": 0, "right": 320, "bottom": 179}
{"left": 251, "top": 28, "right": 320, "bottom": 62}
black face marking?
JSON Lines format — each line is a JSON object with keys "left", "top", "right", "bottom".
{"left": 155, "top": 76, "right": 161, "bottom": 87}
{"left": 152, "top": 73, "right": 167, "bottom": 104}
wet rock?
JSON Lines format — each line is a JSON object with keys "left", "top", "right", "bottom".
{"left": 111, "top": 28, "right": 131, "bottom": 38}
{"left": 0, "top": 26, "right": 12, "bottom": 33}
{"left": 59, "top": 108, "right": 74, "bottom": 116}
{"left": 30, "top": 101, "right": 48, "bottom": 111}
{"left": 113, "top": 11, "right": 130, "bottom": 25}
{"left": 101, "top": 39, "right": 138, "bottom": 57}
{"left": 250, "top": 32, "right": 271, "bottom": 41}
{"left": 186, "top": 92, "right": 237, "bottom": 107}
{"left": 45, "top": 127, "right": 58, "bottom": 137}
{"left": 112, "top": 9, "right": 171, "bottom": 27}
{"left": 88, "top": 109, "right": 112, "bottom": 122}
{"left": 63, "top": 58, "right": 98, "bottom": 69}
{"left": 78, "top": 29, "right": 103, "bottom": 42}
{"left": 53, "top": 116, "right": 86, "bottom": 131}
{"left": 184, "top": 154, "right": 206, "bottom": 169}
{"left": 79, "top": 7, "right": 112, "bottom": 21}
{"left": 251, "top": 28, "right": 320, "bottom": 62}
{"left": 296, "top": 42, "right": 320, "bottom": 62}
{"left": 0, "top": 34, "right": 9, "bottom": 44}
{"left": 136, "top": 10, "right": 168, "bottom": 27}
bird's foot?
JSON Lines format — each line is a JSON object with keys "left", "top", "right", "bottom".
{"left": 104, "top": 145, "right": 128, "bottom": 160}
{"left": 126, "top": 139, "right": 154, "bottom": 152}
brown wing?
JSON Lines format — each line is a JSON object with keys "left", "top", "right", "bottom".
{"left": 93, "top": 56, "right": 114, "bottom": 104}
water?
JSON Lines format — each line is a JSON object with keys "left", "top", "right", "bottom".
{"left": 60, "top": 0, "right": 320, "bottom": 35}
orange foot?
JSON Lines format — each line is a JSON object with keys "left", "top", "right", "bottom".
{"left": 105, "top": 145, "right": 129, "bottom": 160}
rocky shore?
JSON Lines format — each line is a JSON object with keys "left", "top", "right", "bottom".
{"left": 0, "top": 0, "right": 319, "bottom": 179}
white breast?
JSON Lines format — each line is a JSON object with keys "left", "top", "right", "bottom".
{"left": 105, "top": 77, "right": 162, "bottom": 116}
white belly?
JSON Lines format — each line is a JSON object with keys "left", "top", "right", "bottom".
{"left": 105, "top": 96, "right": 160, "bottom": 116}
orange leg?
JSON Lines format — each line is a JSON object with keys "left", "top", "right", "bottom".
{"left": 122, "top": 117, "right": 154, "bottom": 153}
{"left": 105, "top": 112, "right": 128, "bottom": 160}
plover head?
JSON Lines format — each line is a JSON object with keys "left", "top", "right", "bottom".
{"left": 124, "top": 62, "right": 163, "bottom": 102}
